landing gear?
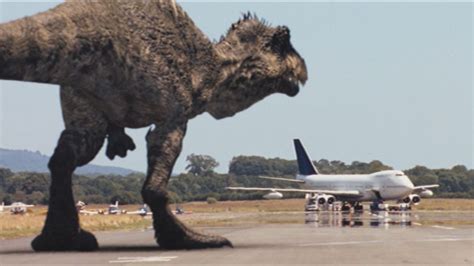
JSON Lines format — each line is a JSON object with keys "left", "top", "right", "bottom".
{"left": 354, "top": 203, "right": 364, "bottom": 213}
{"left": 370, "top": 200, "right": 385, "bottom": 212}
{"left": 341, "top": 202, "right": 351, "bottom": 212}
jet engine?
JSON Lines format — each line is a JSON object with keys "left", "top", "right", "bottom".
{"left": 317, "top": 195, "right": 326, "bottom": 205}
{"left": 325, "top": 195, "right": 336, "bottom": 205}
{"left": 402, "top": 194, "right": 421, "bottom": 205}
{"left": 263, "top": 191, "right": 283, "bottom": 200}
{"left": 419, "top": 189, "right": 434, "bottom": 198}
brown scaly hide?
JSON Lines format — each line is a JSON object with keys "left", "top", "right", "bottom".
{"left": 0, "top": 0, "right": 307, "bottom": 250}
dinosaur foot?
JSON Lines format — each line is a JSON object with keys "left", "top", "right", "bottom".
{"left": 153, "top": 208, "right": 232, "bottom": 249}
{"left": 156, "top": 227, "right": 233, "bottom": 250}
{"left": 31, "top": 229, "right": 98, "bottom": 251}
{"left": 106, "top": 130, "right": 136, "bottom": 160}
{"left": 143, "top": 190, "right": 232, "bottom": 249}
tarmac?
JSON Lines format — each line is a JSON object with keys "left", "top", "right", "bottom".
{"left": 0, "top": 211, "right": 473, "bottom": 265}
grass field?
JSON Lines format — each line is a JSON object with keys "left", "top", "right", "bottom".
{"left": 0, "top": 198, "right": 472, "bottom": 239}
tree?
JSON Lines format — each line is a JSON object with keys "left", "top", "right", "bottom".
{"left": 185, "top": 154, "right": 219, "bottom": 176}
{"left": 228, "top": 156, "right": 297, "bottom": 176}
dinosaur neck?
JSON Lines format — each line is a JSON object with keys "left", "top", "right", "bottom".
{"left": 203, "top": 42, "right": 260, "bottom": 119}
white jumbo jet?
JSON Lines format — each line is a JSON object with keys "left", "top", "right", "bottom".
{"left": 227, "top": 139, "right": 439, "bottom": 211}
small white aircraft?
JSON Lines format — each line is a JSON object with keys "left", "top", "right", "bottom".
{"left": 106, "top": 201, "right": 126, "bottom": 215}
{"left": 77, "top": 201, "right": 152, "bottom": 216}
{"left": 126, "top": 204, "right": 151, "bottom": 216}
{"left": 0, "top": 202, "right": 35, "bottom": 214}
{"left": 76, "top": 201, "right": 105, "bottom": 215}
{"left": 227, "top": 139, "right": 439, "bottom": 211}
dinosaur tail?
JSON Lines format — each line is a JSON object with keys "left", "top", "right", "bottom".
{"left": 0, "top": 15, "right": 64, "bottom": 84}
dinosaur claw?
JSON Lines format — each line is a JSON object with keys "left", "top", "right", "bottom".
{"left": 106, "top": 129, "right": 135, "bottom": 160}
{"left": 106, "top": 148, "right": 116, "bottom": 160}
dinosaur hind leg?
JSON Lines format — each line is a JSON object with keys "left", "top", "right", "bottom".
{"left": 142, "top": 124, "right": 232, "bottom": 249}
{"left": 32, "top": 87, "right": 107, "bottom": 251}
{"left": 106, "top": 125, "right": 136, "bottom": 160}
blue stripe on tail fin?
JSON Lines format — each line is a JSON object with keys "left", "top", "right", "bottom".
{"left": 293, "top": 139, "right": 319, "bottom": 175}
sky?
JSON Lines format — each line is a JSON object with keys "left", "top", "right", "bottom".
{"left": 0, "top": 1, "right": 472, "bottom": 174}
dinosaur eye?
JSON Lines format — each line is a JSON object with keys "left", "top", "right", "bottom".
{"left": 269, "top": 26, "right": 290, "bottom": 54}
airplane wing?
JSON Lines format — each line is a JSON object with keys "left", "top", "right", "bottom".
{"left": 126, "top": 210, "right": 150, "bottom": 215}
{"left": 413, "top": 184, "right": 439, "bottom": 192}
{"left": 79, "top": 210, "right": 99, "bottom": 215}
{"left": 257, "top": 176, "right": 305, "bottom": 183}
{"left": 3, "top": 205, "right": 34, "bottom": 209}
{"left": 226, "top": 187, "right": 360, "bottom": 196}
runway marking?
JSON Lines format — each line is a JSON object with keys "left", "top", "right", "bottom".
{"left": 416, "top": 238, "right": 474, "bottom": 242}
{"left": 299, "top": 240, "right": 383, "bottom": 247}
{"left": 299, "top": 238, "right": 474, "bottom": 247}
{"left": 431, "top": 225, "right": 455, "bottom": 230}
{"left": 109, "top": 256, "right": 177, "bottom": 264}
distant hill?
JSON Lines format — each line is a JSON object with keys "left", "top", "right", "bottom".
{"left": 0, "top": 148, "right": 139, "bottom": 176}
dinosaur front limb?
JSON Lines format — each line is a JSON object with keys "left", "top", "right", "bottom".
{"left": 106, "top": 125, "right": 136, "bottom": 160}
{"left": 142, "top": 124, "right": 232, "bottom": 249}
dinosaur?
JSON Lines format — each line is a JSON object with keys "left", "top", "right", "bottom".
{"left": 0, "top": 0, "right": 307, "bottom": 251}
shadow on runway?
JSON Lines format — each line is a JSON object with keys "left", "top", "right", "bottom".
{"left": 0, "top": 250, "right": 35, "bottom": 255}
{"left": 96, "top": 245, "right": 161, "bottom": 252}
{"left": 0, "top": 245, "right": 161, "bottom": 255}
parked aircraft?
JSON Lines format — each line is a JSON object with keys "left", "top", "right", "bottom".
{"left": 76, "top": 201, "right": 151, "bottom": 216}
{"left": 172, "top": 205, "right": 193, "bottom": 215}
{"left": 0, "top": 202, "right": 35, "bottom": 214}
{"left": 227, "top": 139, "right": 439, "bottom": 211}
{"left": 126, "top": 204, "right": 151, "bottom": 216}
{"left": 106, "top": 201, "right": 126, "bottom": 215}
{"left": 76, "top": 201, "right": 104, "bottom": 215}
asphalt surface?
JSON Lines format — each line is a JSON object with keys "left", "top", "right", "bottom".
{"left": 1, "top": 211, "right": 473, "bottom": 265}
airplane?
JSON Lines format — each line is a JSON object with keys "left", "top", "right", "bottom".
{"left": 77, "top": 200, "right": 152, "bottom": 216}
{"left": 126, "top": 204, "right": 151, "bottom": 216}
{"left": 172, "top": 204, "right": 193, "bottom": 215}
{"left": 226, "top": 139, "right": 439, "bottom": 211}
{"left": 106, "top": 201, "right": 125, "bottom": 215}
{"left": 0, "top": 202, "right": 35, "bottom": 214}
{"left": 76, "top": 201, "right": 105, "bottom": 215}
{"left": 76, "top": 200, "right": 124, "bottom": 215}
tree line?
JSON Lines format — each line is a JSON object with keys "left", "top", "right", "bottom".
{"left": 0, "top": 155, "right": 472, "bottom": 205}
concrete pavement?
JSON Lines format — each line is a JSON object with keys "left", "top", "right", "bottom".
{"left": 1, "top": 211, "right": 473, "bottom": 265}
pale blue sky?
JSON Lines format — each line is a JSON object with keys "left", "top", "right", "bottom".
{"left": 0, "top": 1, "right": 472, "bottom": 174}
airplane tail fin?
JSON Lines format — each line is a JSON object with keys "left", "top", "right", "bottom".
{"left": 293, "top": 139, "right": 319, "bottom": 175}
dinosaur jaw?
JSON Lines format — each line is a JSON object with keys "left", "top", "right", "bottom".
{"left": 279, "top": 76, "right": 302, "bottom": 97}
{"left": 280, "top": 53, "right": 307, "bottom": 97}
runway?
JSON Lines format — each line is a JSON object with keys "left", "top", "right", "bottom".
{"left": 1, "top": 211, "right": 473, "bottom": 265}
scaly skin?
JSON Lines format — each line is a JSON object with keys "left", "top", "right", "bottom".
{"left": 0, "top": 0, "right": 307, "bottom": 251}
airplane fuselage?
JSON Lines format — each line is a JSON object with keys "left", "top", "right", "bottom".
{"left": 298, "top": 170, "right": 415, "bottom": 202}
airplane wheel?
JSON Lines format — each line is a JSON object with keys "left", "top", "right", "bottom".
{"left": 370, "top": 203, "right": 378, "bottom": 212}
{"left": 341, "top": 205, "right": 351, "bottom": 212}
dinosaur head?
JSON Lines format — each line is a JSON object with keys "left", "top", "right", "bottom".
{"left": 208, "top": 14, "right": 307, "bottom": 119}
